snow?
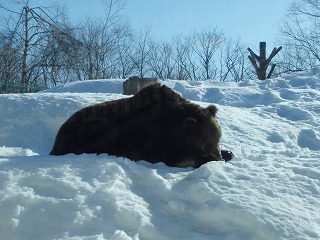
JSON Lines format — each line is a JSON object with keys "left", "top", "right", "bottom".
{"left": 0, "top": 69, "right": 319, "bottom": 240}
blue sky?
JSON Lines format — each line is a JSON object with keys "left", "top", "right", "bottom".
{"left": 3, "top": 0, "right": 294, "bottom": 51}
{"left": 65, "top": 0, "right": 293, "bottom": 51}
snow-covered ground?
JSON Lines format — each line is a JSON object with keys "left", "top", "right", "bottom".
{"left": 0, "top": 69, "right": 319, "bottom": 240}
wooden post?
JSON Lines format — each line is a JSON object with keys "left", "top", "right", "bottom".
{"left": 248, "top": 42, "right": 282, "bottom": 80}
{"left": 260, "top": 42, "right": 267, "bottom": 80}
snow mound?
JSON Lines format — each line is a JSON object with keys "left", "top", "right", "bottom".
{"left": 0, "top": 69, "right": 319, "bottom": 240}
{"left": 44, "top": 79, "right": 124, "bottom": 94}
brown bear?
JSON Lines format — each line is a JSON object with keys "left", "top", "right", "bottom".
{"left": 50, "top": 83, "right": 232, "bottom": 168}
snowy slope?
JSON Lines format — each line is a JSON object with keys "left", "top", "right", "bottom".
{"left": 0, "top": 69, "right": 319, "bottom": 240}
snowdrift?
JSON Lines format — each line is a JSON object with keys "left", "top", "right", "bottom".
{"left": 0, "top": 69, "right": 319, "bottom": 240}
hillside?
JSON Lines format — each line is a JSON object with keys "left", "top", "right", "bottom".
{"left": 0, "top": 69, "right": 319, "bottom": 240}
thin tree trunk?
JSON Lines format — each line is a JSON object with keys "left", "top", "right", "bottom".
{"left": 21, "top": 6, "right": 29, "bottom": 92}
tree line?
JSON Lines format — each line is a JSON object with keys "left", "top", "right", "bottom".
{"left": 0, "top": 0, "right": 319, "bottom": 93}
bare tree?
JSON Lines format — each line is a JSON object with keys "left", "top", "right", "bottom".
{"left": 0, "top": 0, "right": 130, "bottom": 91}
{"left": 279, "top": 0, "right": 320, "bottom": 72}
{"left": 115, "top": 24, "right": 135, "bottom": 78}
{"left": 0, "top": 31, "right": 20, "bottom": 92}
{"left": 102, "top": 0, "right": 127, "bottom": 28}
{"left": 191, "top": 28, "right": 224, "bottom": 80}
{"left": 40, "top": 26, "right": 81, "bottom": 86}
{"left": 218, "top": 39, "right": 251, "bottom": 82}
{"left": 76, "top": 19, "right": 110, "bottom": 80}
{"left": 131, "top": 26, "right": 152, "bottom": 77}
{"left": 171, "top": 36, "right": 194, "bottom": 80}
{"left": 73, "top": 0, "right": 130, "bottom": 80}
{"left": 149, "top": 40, "right": 175, "bottom": 79}
{"left": 277, "top": 43, "right": 317, "bottom": 74}
{"left": 0, "top": 2, "right": 74, "bottom": 91}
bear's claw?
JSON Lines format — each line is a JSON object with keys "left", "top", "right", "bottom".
{"left": 221, "top": 149, "right": 235, "bottom": 162}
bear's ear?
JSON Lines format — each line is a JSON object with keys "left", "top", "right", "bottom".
{"left": 206, "top": 105, "right": 218, "bottom": 117}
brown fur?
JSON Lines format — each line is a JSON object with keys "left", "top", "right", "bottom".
{"left": 50, "top": 83, "right": 222, "bottom": 168}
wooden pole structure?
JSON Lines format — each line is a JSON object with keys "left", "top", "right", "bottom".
{"left": 248, "top": 42, "right": 282, "bottom": 80}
